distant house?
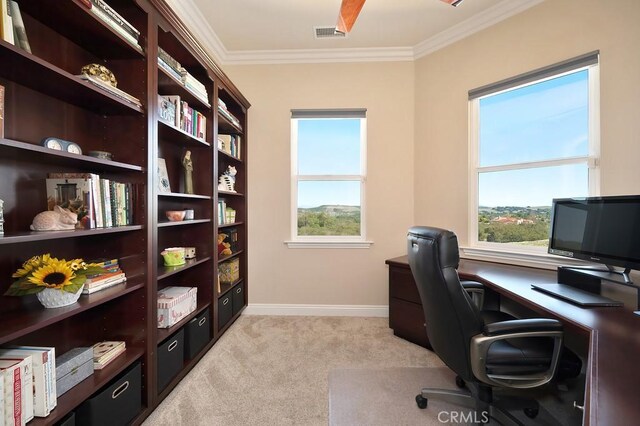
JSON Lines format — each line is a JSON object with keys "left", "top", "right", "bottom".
{"left": 491, "top": 216, "right": 534, "bottom": 225}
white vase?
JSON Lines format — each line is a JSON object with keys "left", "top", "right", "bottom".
{"left": 36, "top": 285, "right": 84, "bottom": 308}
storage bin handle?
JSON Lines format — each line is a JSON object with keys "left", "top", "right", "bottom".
{"left": 112, "top": 381, "right": 129, "bottom": 399}
{"left": 168, "top": 340, "right": 178, "bottom": 351}
{"left": 236, "top": 287, "right": 242, "bottom": 294}
{"left": 223, "top": 298, "right": 229, "bottom": 306}
{"left": 199, "top": 316, "right": 207, "bottom": 326}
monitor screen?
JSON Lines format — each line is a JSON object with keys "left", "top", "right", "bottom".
{"left": 549, "top": 195, "right": 640, "bottom": 270}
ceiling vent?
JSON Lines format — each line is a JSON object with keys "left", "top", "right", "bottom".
{"left": 314, "top": 26, "right": 347, "bottom": 39}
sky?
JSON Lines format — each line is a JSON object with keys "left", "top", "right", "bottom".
{"left": 296, "top": 118, "right": 362, "bottom": 208}
{"left": 478, "top": 69, "right": 590, "bottom": 207}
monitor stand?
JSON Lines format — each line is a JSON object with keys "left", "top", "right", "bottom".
{"left": 557, "top": 266, "right": 640, "bottom": 311}
{"left": 563, "top": 265, "right": 633, "bottom": 285}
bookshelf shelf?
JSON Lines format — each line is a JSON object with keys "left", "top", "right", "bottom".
{"left": 158, "top": 192, "right": 212, "bottom": 200}
{"left": 218, "top": 222, "right": 244, "bottom": 229}
{"left": 17, "top": 0, "right": 145, "bottom": 60}
{"left": 157, "top": 219, "right": 211, "bottom": 228}
{"left": 219, "top": 190, "right": 244, "bottom": 197}
{"left": 218, "top": 278, "right": 243, "bottom": 298}
{"left": 157, "top": 300, "right": 211, "bottom": 344}
{"left": 217, "top": 149, "right": 243, "bottom": 163}
{"left": 158, "top": 257, "right": 212, "bottom": 281}
{"left": 217, "top": 112, "right": 243, "bottom": 135}
{"left": 0, "top": 42, "right": 143, "bottom": 115}
{"left": 158, "top": 66, "right": 211, "bottom": 111}
{"left": 158, "top": 120, "right": 211, "bottom": 147}
{"left": 0, "top": 281, "right": 145, "bottom": 345}
{"left": 0, "top": 138, "right": 143, "bottom": 172}
{"left": 29, "top": 347, "right": 145, "bottom": 426}
{"left": 0, "top": 225, "right": 144, "bottom": 245}
{"left": 218, "top": 250, "right": 244, "bottom": 264}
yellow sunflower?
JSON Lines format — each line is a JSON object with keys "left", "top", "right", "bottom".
{"left": 27, "top": 260, "right": 76, "bottom": 289}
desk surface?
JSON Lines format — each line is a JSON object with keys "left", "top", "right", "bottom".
{"left": 386, "top": 256, "right": 640, "bottom": 426}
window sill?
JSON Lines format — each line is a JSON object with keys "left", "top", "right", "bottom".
{"left": 459, "top": 246, "right": 593, "bottom": 271}
{"left": 285, "top": 240, "right": 374, "bottom": 249}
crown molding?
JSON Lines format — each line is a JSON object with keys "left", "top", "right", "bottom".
{"left": 165, "top": 0, "right": 544, "bottom": 66}
{"left": 413, "top": 0, "right": 545, "bottom": 59}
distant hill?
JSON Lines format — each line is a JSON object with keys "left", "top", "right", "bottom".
{"left": 299, "top": 205, "right": 360, "bottom": 214}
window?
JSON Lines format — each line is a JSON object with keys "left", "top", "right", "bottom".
{"left": 469, "top": 52, "right": 600, "bottom": 253}
{"left": 289, "top": 109, "right": 368, "bottom": 247}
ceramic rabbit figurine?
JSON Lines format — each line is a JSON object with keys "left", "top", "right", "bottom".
{"left": 30, "top": 206, "right": 78, "bottom": 231}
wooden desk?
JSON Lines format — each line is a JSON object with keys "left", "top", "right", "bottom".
{"left": 386, "top": 255, "right": 640, "bottom": 426}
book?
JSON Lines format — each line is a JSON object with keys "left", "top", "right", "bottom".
{"left": 82, "top": 277, "right": 126, "bottom": 294}
{"left": 0, "top": 349, "right": 49, "bottom": 417}
{"left": 1, "top": 0, "right": 14, "bottom": 45}
{"left": 158, "top": 94, "right": 176, "bottom": 126}
{"left": 158, "top": 47, "right": 184, "bottom": 76}
{"left": 84, "top": 270, "right": 125, "bottom": 285}
{"left": 85, "top": 2, "right": 141, "bottom": 51}
{"left": 91, "top": 341, "right": 125, "bottom": 369}
{"left": 6, "top": 347, "right": 56, "bottom": 414}
{"left": 100, "top": 178, "right": 113, "bottom": 227}
{"left": 157, "top": 158, "right": 171, "bottom": 193}
{"left": 8, "top": 2, "right": 30, "bottom": 53}
{"left": 0, "top": 84, "right": 4, "bottom": 139}
{"left": 0, "top": 356, "right": 33, "bottom": 424}
{"left": 89, "top": 0, "right": 139, "bottom": 39}
{"left": 0, "top": 359, "right": 22, "bottom": 426}
{"left": 46, "top": 176, "right": 96, "bottom": 229}
{"left": 77, "top": 74, "right": 142, "bottom": 107}
{"left": 89, "top": 173, "right": 103, "bottom": 228}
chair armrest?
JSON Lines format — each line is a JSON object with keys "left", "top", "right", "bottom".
{"left": 483, "top": 318, "right": 562, "bottom": 336}
{"left": 461, "top": 281, "right": 484, "bottom": 291}
{"left": 461, "top": 281, "right": 484, "bottom": 309}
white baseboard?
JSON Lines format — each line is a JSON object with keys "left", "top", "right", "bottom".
{"left": 244, "top": 304, "right": 389, "bottom": 318}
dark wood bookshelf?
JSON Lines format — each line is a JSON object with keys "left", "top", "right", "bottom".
{"left": 0, "top": 225, "right": 144, "bottom": 245}
{"left": 158, "top": 67, "right": 211, "bottom": 111}
{"left": 217, "top": 149, "right": 243, "bottom": 163}
{"left": 218, "top": 250, "right": 244, "bottom": 264}
{"left": 158, "top": 257, "right": 212, "bottom": 280}
{"left": 157, "top": 219, "right": 211, "bottom": 228}
{"left": 158, "top": 192, "right": 212, "bottom": 200}
{"left": 218, "top": 222, "right": 244, "bottom": 228}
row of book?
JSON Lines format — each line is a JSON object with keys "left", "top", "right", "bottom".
{"left": 158, "top": 95, "right": 207, "bottom": 141}
{"left": 158, "top": 47, "right": 209, "bottom": 105}
{"left": 218, "top": 98, "right": 242, "bottom": 130}
{"left": 79, "top": 0, "right": 143, "bottom": 52}
{"left": 0, "top": 341, "right": 127, "bottom": 424}
{"left": 217, "top": 200, "right": 237, "bottom": 225}
{"left": 82, "top": 258, "right": 127, "bottom": 295}
{"left": 1, "top": 0, "right": 31, "bottom": 53}
{"left": 218, "top": 134, "right": 242, "bottom": 159}
{"left": 78, "top": 74, "right": 142, "bottom": 108}
{"left": 46, "top": 173, "right": 135, "bottom": 230}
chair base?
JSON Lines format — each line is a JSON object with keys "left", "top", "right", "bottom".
{"left": 416, "top": 385, "right": 545, "bottom": 425}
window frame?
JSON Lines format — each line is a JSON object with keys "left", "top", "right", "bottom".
{"left": 288, "top": 110, "right": 371, "bottom": 248}
{"left": 467, "top": 58, "right": 601, "bottom": 258}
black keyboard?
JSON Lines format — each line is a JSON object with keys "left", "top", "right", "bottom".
{"left": 531, "top": 283, "right": 623, "bottom": 307}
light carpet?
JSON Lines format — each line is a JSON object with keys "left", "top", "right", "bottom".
{"left": 143, "top": 315, "right": 442, "bottom": 425}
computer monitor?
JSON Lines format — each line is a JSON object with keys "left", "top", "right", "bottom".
{"left": 548, "top": 195, "right": 640, "bottom": 283}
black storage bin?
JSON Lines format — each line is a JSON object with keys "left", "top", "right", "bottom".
{"left": 218, "top": 293, "right": 232, "bottom": 330}
{"left": 232, "top": 282, "right": 245, "bottom": 316}
{"left": 157, "top": 328, "right": 184, "bottom": 392}
{"left": 185, "top": 308, "right": 211, "bottom": 359}
{"left": 56, "top": 411, "right": 75, "bottom": 426}
{"left": 75, "top": 362, "right": 141, "bottom": 426}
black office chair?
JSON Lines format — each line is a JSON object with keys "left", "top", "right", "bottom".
{"left": 407, "top": 226, "right": 568, "bottom": 424}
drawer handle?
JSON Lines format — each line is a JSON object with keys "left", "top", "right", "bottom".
{"left": 236, "top": 288, "right": 242, "bottom": 294}
{"left": 167, "top": 340, "right": 178, "bottom": 351}
{"left": 223, "top": 298, "right": 229, "bottom": 306}
{"left": 573, "top": 401, "right": 584, "bottom": 412}
{"left": 198, "top": 316, "right": 207, "bottom": 326}
{"left": 112, "top": 381, "right": 129, "bottom": 399}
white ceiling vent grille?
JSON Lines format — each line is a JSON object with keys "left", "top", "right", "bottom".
{"left": 314, "top": 26, "right": 347, "bottom": 39}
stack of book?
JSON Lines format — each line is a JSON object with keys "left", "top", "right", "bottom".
{"left": 217, "top": 98, "right": 242, "bottom": 130}
{"left": 159, "top": 95, "right": 207, "bottom": 141}
{"left": 78, "top": 74, "right": 142, "bottom": 108}
{"left": 46, "top": 172, "right": 135, "bottom": 230}
{"left": 217, "top": 199, "right": 236, "bottom": 225}
{"left": 158, "top": 48, "right": 209, "bottom": 105}
{"left": 217, "top": 134, "right": 242, "bottom": 159}
{"left": 79, "top": 0, "right": 143, "bottom": 52}
{"left": 91, "top": 341, "right": 126, "bottom": 370}
{"left": 0, "top": 346, "right": 56, "bottom": 419}
{"left": 82, "top": 258, "right": 126, "bottom": 295}
{"left": 1, "top": 1, "right": 31, "bottom": 53}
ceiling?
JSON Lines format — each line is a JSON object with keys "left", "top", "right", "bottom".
{"left": 166, "top": 0, "right": 544, "bottom": 64}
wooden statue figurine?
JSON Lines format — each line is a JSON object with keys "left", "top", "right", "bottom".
{"left": 182, "top": 150, "right": 194, "bottom": 194}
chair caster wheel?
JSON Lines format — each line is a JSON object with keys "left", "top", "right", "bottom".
{"left": 455, "top": 376, "right": 466, "bottom": 388}
{"left": 524, "top": 407, "right": 539, "bottom": 418}
{"left": 416, "top": 394, "right": 428, "bottom": 409}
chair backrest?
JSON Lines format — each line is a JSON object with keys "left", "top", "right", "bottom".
{"left": 407, "top": 226, "right": 484, "bottom": 381}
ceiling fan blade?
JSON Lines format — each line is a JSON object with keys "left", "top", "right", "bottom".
{"left": 335, "top": 0, "right": 366, "bottom": 34}
{"left": 441, "top": 0, "right": 464, "bottom": 6}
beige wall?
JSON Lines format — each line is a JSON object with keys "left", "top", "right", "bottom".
{"left": 414, "top": 0, "right": 640, "bottom": 246}
{"left": 224, "top": 62, "right": 415, "bottom": 305}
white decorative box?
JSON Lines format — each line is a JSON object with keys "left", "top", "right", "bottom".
{"left": 157, "top": 286, "right": 197, "bottom": 328}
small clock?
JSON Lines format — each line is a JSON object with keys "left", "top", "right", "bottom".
{"left": 41, "top": 138, "right": 83, "bottom": 155}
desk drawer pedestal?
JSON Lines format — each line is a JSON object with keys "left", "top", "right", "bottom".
{"left": 388, "top": 263, "right": 431, "bottom": 350}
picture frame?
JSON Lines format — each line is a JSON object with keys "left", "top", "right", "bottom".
{"left": 158, "top": 158, "right": 171, "bottom": 193}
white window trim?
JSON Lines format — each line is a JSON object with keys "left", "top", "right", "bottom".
{"left": 467, "top": 64, "right": 601, "bottom": 261}
{"left": 288, "top": 115, "right": 372, "bottom": 248}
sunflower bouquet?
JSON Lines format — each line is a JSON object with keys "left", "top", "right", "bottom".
{"left": 5, "top": 254, "right": 104, "bottom": 296}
